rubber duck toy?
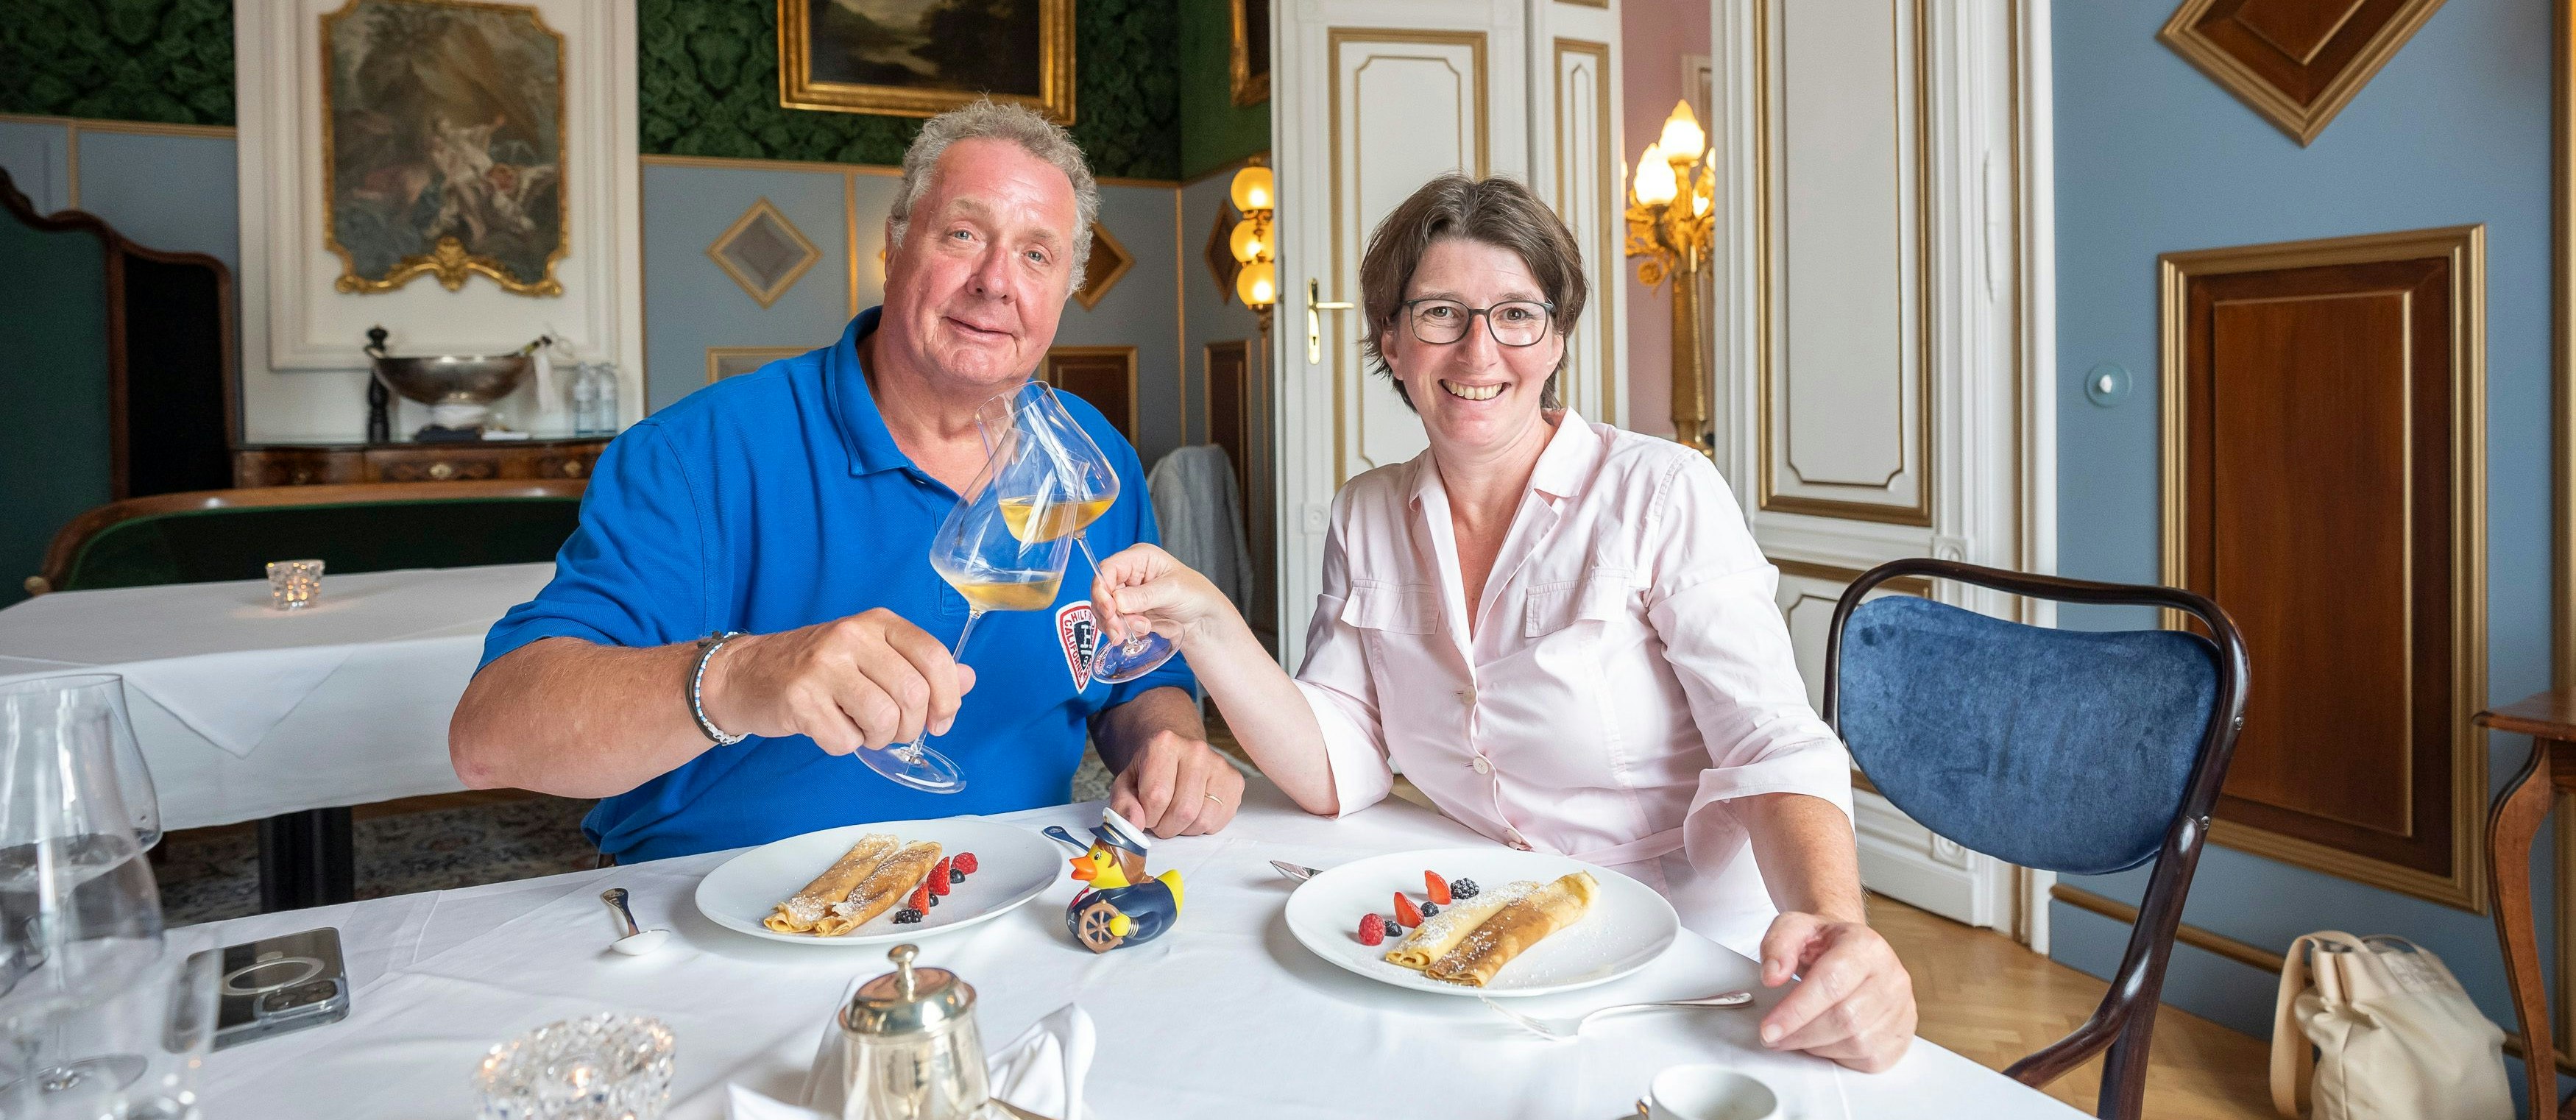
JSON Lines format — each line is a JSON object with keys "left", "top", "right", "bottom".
{"left": 1042, "top": 809, "right": 1183, "bottom": 953}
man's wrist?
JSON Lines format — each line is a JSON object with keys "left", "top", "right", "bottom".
{"left": 690, "top": 632, "right": 753, "bottom": 744}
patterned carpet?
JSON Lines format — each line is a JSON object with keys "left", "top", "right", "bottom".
{"left": 158, "top": 750, "right": 1122, "bottom": 928}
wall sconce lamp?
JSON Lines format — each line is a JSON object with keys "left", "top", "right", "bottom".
{"left": 1624, "top": 100, "right": 1717, "bottom": 456}
{"left": 1228, "top": 164, "right": 1278, "bottom": 344}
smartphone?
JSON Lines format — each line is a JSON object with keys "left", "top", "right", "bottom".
{"left": 186, "top": 926, "right": 351, "bottom": 1051}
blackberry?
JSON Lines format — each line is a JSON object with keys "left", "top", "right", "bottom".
{"left": 949, "top": 868, "right": 966, "bottom": 884}
{"left": 1450, "top": 879, "right": 1480, "bottom": 900}
{"left": 893, "top": 908, "right": 923, "bottom": 924}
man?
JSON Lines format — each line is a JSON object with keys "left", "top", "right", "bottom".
{"left": 450, "top": 102, "right": 1246, "bottom": 863}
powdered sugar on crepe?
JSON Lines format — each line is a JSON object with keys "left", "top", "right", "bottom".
{"left": 1388, "top": 879, "right": 1540, "bottom": 960}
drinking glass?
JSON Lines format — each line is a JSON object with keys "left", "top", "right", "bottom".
{"left": 857, "top": 419, "right": 1077, "bottom": 794}
{"left": 475, "top": 1013, "right": 676, "bottom": 1120}
{"left": 0, "top": 675, "right": 214, "bottom": 1119}
{"left": 976, "top": 383, "right": 1181, "bottom": 684}
{"left": 14, "top": 676, "right": 159, "bottom": 852}
{"left": 264, "top": 559, "right": 324, "bottom": 611}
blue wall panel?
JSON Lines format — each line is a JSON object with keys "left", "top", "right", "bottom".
{"left": 0, "top": 120, "right": 71, "bottom": 215}
{"left": 2053, "top": 0, "right": 2559, "bottom": 1104}
{"left": 74, "top": 131, "right": 238, "bottom": 275}
{"left": 1055, "top": 184, "right": 1186, "bottom": 468}
{"left": 640, "top": 162, "right": 860, "bottom": 414}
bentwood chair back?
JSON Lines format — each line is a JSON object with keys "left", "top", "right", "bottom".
{"left": 1822, "top": 558, "right": 2250, "bottom": 1120}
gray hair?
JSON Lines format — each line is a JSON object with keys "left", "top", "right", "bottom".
{"left": 890, "top": 99, "right": 1100, "bottom": 281}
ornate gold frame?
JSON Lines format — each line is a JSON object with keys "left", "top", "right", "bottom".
{"left": 2157, "top": 225, "right": 2489, "bottom": 912}
{"left": 319, "top": 0, "right": 570, "bottom": 297}
{"left": 1073, "top": 221, "right": 1133, "bottom": 311}
{"left": 1229, "top": 0, "right": 1270, "bottom": 107}
{"left": 778, "top": 0, "right": 1076, "bottom": 124}
{"left": 2157, "top": 0, "right": 2446, "bottom": 147}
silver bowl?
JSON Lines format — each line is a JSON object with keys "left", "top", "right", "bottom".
{"left": 369, "top": 353, "right": 531, "bottom": 406}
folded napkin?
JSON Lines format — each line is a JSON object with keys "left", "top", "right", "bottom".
{"left": 726, "top": 1000, "right": 1096, "bottom": 1120}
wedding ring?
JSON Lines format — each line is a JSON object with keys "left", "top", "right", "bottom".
{"left": 1205, "top": 793, "right": 1223, "bottom": 804}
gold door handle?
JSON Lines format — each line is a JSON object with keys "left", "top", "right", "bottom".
{"left": 1307, "top": 278, "right": 1355, "bottom": 365}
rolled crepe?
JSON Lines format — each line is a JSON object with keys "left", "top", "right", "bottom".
{"left": 1382, "top": 881, "right": 1536, "bottom": 970}
{"left": 813, "top": 840, "right": 943, "bottom": 937}
{"left": 765, "top": 834, "right": 900, "bottom": 933}
{"left": 1424, "top": 871, "right": 1599, "bottom": 987}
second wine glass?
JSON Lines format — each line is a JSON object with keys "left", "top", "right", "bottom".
{"left": 977, "top": 383, "right": 1181, "bottom": 684}
{"left": 855, "top": 417, "right": 1077, "bottom": 794}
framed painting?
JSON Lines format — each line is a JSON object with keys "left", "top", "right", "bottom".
{"left": 1231, "top": 0, "right": 1269, "bottom": 107}
{"left": 321, "top": 0, "right": 568, "bottom": 297}
{"left": 779, "top": 0, "right": 1076, "bottom": 124}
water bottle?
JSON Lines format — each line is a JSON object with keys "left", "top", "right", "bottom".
{"left": 570, "top": 361, "right": 599, "bottom": 436}
{"left": 593, "top": 362, "right": 620, "bottom": 433}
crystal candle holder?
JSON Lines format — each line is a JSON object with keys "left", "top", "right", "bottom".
{"left": 265, "top": 559, "right": 325, "bottom": 610}
{"left": 475, "top": 1013, "right": 676, "bottom": 1120}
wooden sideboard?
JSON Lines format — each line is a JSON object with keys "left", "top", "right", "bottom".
{"left": 233, "top": 438, "right": 609, "bottom": 487}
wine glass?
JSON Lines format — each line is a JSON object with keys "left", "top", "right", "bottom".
{"left": 977, "top": 383, "right": 1181, "bottom": 684}
{"left": 0, "top": 675, "right": 213, "bottom": 1119}
{"left": 856, "top": 419, "right": 1078, "bottom": 794}
{"left": 25, "top": 676, "right": 157, "bottom": 852}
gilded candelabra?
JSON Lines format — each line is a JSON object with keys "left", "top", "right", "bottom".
{"left": 1624, "top": 102, "right": 1717, "bottom": 456}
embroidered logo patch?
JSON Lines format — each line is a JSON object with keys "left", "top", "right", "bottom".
{"left": 1056, "top": 601, "right": 1098, "bottom": 690}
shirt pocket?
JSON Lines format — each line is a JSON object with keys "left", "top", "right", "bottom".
{"left": 1341, "top": 580, "right": 1440, "bottom": 635}
{"left": 1523, "top": 567, "right": 1638, "bottom": 637}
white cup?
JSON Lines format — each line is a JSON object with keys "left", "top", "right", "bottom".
{"left": 1646, "top": 1064, "right": 1780, "bottom": 1120}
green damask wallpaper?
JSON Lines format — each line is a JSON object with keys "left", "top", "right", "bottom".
{"left": 641, "top": 0, "right": 1181, "bottom": 180}
{"left": 0, "top": 0, "right": 236, "bottom": 125}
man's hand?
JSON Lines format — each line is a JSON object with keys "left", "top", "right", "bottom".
{"left": 1755, "top": 912, "right": 1917, "bottom": 1072}
{"left": 700, "top": 609, "right": 977, "bottom": 754}
{"left": 1108, "top": 729, "right": 1247, "bottom": 837}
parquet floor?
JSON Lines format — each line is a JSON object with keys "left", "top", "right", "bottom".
{"left": 1872, "top": 895, "right": 2274, "bottom": 1119}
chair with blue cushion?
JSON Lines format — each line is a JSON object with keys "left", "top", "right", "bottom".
{"left": 1824, "top": 557, "right": 2249, "bottom": 1120}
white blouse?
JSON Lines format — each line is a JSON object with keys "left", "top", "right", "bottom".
{"left": 1294, "top": 413, "right": 1854, "bottom": 951}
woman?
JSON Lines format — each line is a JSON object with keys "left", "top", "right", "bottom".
{"left": 1093, "top": 174, "right": 1914, "bottom": 1071}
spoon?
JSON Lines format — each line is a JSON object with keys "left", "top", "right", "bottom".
{"left": 601, "top": 887, "right": 670, "bottom": 955}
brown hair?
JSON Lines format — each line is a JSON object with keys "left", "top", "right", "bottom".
{"left": 1357, "top": 174, "right": 1588, "bottom": 411}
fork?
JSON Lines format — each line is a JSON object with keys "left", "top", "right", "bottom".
{"left": 1480, "top": 990, "right": 1755, "bottom": 1041}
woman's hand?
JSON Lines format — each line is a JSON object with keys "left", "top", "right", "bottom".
{"left": 1090, "top": 544, "right": 1236, "bottom": 650}
{"left": 1755, "top": 913, "right": 1916, "bottom": 1071}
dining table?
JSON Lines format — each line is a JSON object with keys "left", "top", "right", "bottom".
{"left": 0, "top": 562, "right": 554, "bottom": 909}
{"left": 182, "top": 781, "right": 2088, "bottom": 1119}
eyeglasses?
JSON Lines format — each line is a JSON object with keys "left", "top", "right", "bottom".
{"left": 1401, "top": 299, "right": 1556, "bottom": 347}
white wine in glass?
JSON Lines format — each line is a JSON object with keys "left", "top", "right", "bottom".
{"left": 979, "top": 383, "right": 1181, "bottom": 683}
{"left": 859, "top": 417, "right": 1077, "bottom": 794}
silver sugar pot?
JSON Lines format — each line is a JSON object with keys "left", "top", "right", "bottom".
{"left": 837, "top": 943, "right": 996, "bottom": 1120}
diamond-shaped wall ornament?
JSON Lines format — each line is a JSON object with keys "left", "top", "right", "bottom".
{"left": 2159, "top": 0, "right": 2446, "bottom": 146}
{"left": 708, "top": 198, "right": 821, "bottom": 308}
{"left": 1073, "top": 221, "right": 1133, "bottom": 311}
{"left": 1203, "top": 202, "right": 1243, "bottom": 306}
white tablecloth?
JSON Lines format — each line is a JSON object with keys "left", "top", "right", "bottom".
{"left": 0, "top": 564, "right": 551, "bottom": 828}
{"left": 181, "top": 787, "right": 2085, "bottom": 1119}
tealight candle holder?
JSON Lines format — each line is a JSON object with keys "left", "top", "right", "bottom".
{"left": 265, "top": 559, "right": 325, "bottom": 610}
{"left": 475, "top": 1013, "right": 675, "bottom": 1120}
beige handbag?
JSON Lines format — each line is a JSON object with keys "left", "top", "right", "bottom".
{"left": 2269, "top": 932, "right": 2512, "bottom": 1120}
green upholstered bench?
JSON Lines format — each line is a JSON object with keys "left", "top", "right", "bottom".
{"left": 27, "top": 480, "right": 586, "bottom": 596}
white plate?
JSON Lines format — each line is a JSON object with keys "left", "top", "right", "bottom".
{"left": 1284, "top": 847, "right": 1679, "bottom": 998}
{"left": 695, "top": 817, "right": 1061, "bottom": 945}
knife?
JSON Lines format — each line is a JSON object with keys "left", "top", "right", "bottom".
{"left": 1270, "top": 860, "right": 1321, "bottom": 881}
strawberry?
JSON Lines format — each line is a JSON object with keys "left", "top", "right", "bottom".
{"left": 908, "top": 882, "right": 932, "bottom": 913}
{"left": 1426, "top": 871, "right": 1452, "bottom": 907}
{"left": 952, "top": 852, "right": 979, "bottom": 875}
{"left": 1357, "top": 912, "right": 1385, "bottom": 946}
{"left": 927, "top": 857, "right": 954, "bottom": 896}
{"left": 1393, "top": 892, "right": 1423, "bottom": 927}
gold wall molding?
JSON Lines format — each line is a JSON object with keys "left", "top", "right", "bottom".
{"left": 704, "top": 346, "right": 807, "bottom": 383}
{"left": 1751, "top": 0, "right": 1935, "bottom": 528}
{"left": 1044, "top": 344, "right": 1142, "bottom": 438}
{"left": 1554, "top": 37, "right": 1618, "bottom": 425}
{"left": 2158, "top": 0, "right": 2446, "bottom": 146}
{"left": 2159, "top": 224, "right": 2488, "bottom": 912}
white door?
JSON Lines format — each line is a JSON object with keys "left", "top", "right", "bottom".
{"left": 1269, "top": 0, "right": 1623, "bottom": 669}
{"left": 1710, "top": 0, "right": 2056, "bottom": 944}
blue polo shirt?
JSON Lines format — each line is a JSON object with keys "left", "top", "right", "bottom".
{"left": 478, "top": 308, "right": 1194, "bottom": 863}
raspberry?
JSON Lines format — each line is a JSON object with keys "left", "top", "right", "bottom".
{"left": 1393, "top": 893, "right": 1422, "bottom": 927}
{"left": 928, "top": 858, "right": 954, "bottom": 896}
{"left": 1357, "top": 912, "right": 1385, "bottom": 946}
{"left": 1426, "top": 871, "right": 1453, "bottom": 906}
{"left": 953, "top": 853, "right": 979, "bottom": 874}
{"left": 909, "top": 883, "right": 932, "bottom": 913}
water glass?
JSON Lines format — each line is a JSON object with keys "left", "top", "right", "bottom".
{"left": 475, "top": 1013, "right": 676, "bottom": 1120}
{"left": 264, "top": 560, "right": 325, "bottom": 611}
